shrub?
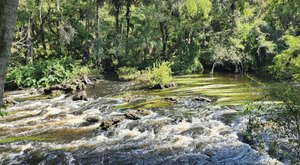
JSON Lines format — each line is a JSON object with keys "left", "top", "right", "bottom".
{"left": 72, "top": 66, "right": 91, "bottom": 78}
{"left": 0, "top": 104, "right": 7, "bottom": 117}
{"left": 244, "top": 83, "right": 300, "bottom": 163}
{"left": 117, "top": 67, "right": 140, "bottom": 81}
{"left": 269, "top": 35, "right": 300, "bottom": 80}
{"left": 147, "top": 61, "right": 172, "bottom": 87}
{"left": 5, "top": 58, "right": 91, "bottom": 88}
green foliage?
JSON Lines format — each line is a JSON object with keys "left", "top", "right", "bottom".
{"left": 147, "top": 61, "right": 172, "bottom": 86}
{"left": 8, "top": 0, "right": 300, "bottom": 83}
{"left": 245, "top": 83, "right": 300, "bottom": 163}
{"left": 6, "top": 57, "right": 90, "bottom": 88}
{"left": 117, "top": 67, "right": 140, "bottom": 81}
{"left": 210, "top": 44, "right": 251, "bottom": 73}
{"left": 269, "top": 35, "right": 300, "bottom": 80}
{"left": 185, "top": 0, "right": 212, "bottom": 18}
{"left": 0, "top": 104, "right": 8, "bottom": 117}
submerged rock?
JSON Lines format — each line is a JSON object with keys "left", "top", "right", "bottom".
{"left": 99, "top": 116, "right": 125, "bottom": 130}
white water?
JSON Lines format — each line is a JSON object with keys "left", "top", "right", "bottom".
{"left": 0, "top": 88, "right": 281, "bottom": 165}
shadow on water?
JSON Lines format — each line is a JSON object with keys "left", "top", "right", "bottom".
{"left": 86, "top": 74, "right": 132, "bottom": 98}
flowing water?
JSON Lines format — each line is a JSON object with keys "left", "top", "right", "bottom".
{"left": 0, "top": 73, "right": 281, "bottom": 165}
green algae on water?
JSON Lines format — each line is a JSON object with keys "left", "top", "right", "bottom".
{"left": 15, "top": 95, "right": 50, "bottom": 102}
{"left": 0, "top": 136, "right": 54, "bottom": 144}
{"left": 116, "top": 98, "right": 172, "bottom": 109}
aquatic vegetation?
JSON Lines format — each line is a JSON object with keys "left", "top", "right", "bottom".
{"left": 14, "top": 95, "right": 50, "bottom": 102}
{"left": 244, "top": 83, "right": 300, "bottom": 163}
{"left": 117, "top": 67, "right": 140, "bottom": 81}
{"left": 116, "top": 98, "right": 172, "bottom": 110}
{"left": 147, "top": 61, "right": 173, "bottom": 87}
{"left": 0, "top": 136, "right": 54, "bottom": 144}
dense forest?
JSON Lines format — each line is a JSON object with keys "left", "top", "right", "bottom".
{"left": 2, "top": 0, "right": 300, "bottom": 86}
{"left": 0, "top": 0, "right": 299, "bottom": 164}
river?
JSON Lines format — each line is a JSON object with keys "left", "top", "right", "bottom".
{"left": 0, "top": 73, "right": 281, "bottom": 164}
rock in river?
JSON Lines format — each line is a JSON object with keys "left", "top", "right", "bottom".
{"left": 164, "top": 97, "right": 180, "bottom": 103}
{"left": 72, "top": 90, "right": 88, "bottom": 101}
{"left": 3, "top": 97, "right": 17, "bottom": 105}
{"left": 85, "top": 116, "right": 100, "bottom": 123}
{"left": 99, "top": 116, "right": 125, "bottom": 130}
{"left": 124, "top": 111, "right": 141, "bottom": 120}
{"left": 194, "top": 96, "right": 212, "bottom": 103}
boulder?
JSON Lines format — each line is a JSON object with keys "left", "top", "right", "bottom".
{"left": 99, "top": 116, "right": 125, "bottom": 130}
{"left": 124, "top": 111, "right": 141, "bottom": 120}
{"left": 124, "top": 109, "right": 151, "bottom": 120}
{"left": 164, "top": 97, "right": 180, "bottom": 103}
{"left": 151, "top": 83, "right": 177, "bottom": 90}
{"left": 164, "top": 82, "right": 177, "bottom": 88}
{"left": 72, "top": 90, "right": 88, "bottom": 101}
{"left": 44, "top": 84, "right": 75, "bottom": 94}
{"left": 76, "top": 83, "right": 86, "bottom": 91}
{"left": 81, "top": 75, "right": 93, "bottom": 85}
{"left": 151, "top": 84, "right": 165, "bottom": 89}
{"left": 3, "top": 97, "right": 17, "bottom": 105}
{"left": 136, "top": 109, "right": 151, "bottom": 116}
{"left": 85, "top": 116, "right": 100, "bottom": 123}
{"left": 90, "top": 75, "right": 104, "bottom": 81}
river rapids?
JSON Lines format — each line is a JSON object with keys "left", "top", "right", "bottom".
{"left": 0, "top": 74, "right": 282, "bottom": 165}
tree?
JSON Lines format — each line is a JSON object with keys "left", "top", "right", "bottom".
{"left": 0, "top": 0, "right": 19, "bottom": 104}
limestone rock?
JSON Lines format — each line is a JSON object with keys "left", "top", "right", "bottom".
{"left": 124, "top": 111, "right": 141, "bottom": 120}
{"left": 72, "top": 90, "right": 88, "bottom": 101}
{"left": 3, "top": 97, "right": 17, "bottom": 105}
{"left": 164, "top": 97, "right": 179, "bottom": 103}
{"left": 164, "top": 82, "right": 177, "bottom": 88}
{"left": 85, "top": 116, "right": 100, "bottom": 123}
{"left": 100, "top": 116, "right": 125, "bottom": 130}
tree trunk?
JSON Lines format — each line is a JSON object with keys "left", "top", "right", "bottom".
{"left": 0, "top": 0, "right": 19, "bottom": 104}
{"left": 26, "top": 16, "right": 33, "bottom": 64}
{"left": 115, "top": 2, "right": 121, "bottom": 66}
{"left": 210, "top": 63, "right": 217, "bottom": 74}
{"left": 125, "top": 0, "right": 131, "bottom": 57}
{"left": 115, "top": 4, "right": 120, "bottom": 33}
{"left": 95, "top": 0, "right": 101, "bottom": 65}
{"left": 160, "top": 22, "right": 167, "bottom": 60}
